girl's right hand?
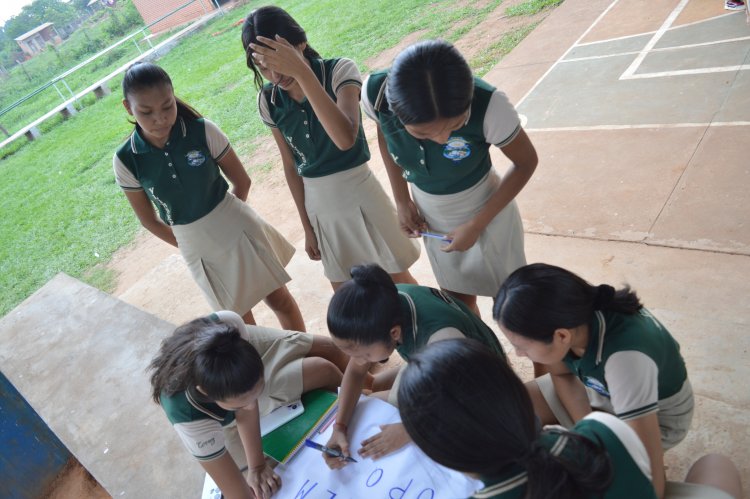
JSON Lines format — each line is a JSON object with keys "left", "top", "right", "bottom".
{"left": 396, "top": 200, "right": 426, "bottom": 238}
{"left": 304, "top": 228, "right": 321, "bottom": 261}
{"left": 323, "top": 428, "right": 351, "bottom": 470}
{"left": 246, "top": 462, "right": 281, "bottom": 499}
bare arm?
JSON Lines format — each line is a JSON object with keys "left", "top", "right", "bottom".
{"left": 200, "top": 453, "right": 254, "bottom": 499}
{"left": 324, "top": 359, "right": 371, "bottom": 469}
{"left": 253, "top": 36, "right": 360, "bottom": 149}
{"left": 123, "top": 190, "right": 177, "bottom": 247}
{"left": 376, "top": 123, "right": 425, "bottom": 237}
{"left": 216, "top": 147, "right": 251, "bottom": 202}
{"left": 270, "top": 128, "right": 320, "bottom": 260}
{"left": 627, "top": 413, "right": 665, "bottom": 498}
{"left": 235, "top": 401, "right": 281, "bottom": 499}
{"left": 549, "top": 361, "right": 592, "bottom": 423}
{"left": 442, "top": 128, "right": 538, "bottom": 252}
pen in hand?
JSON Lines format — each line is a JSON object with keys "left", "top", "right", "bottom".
{"left": 304, "top": 439, "right": 357, "bottom": 463}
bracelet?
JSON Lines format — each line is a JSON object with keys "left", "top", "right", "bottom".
{"left": 334, "top": 422, "right": 348, "bottom": 432}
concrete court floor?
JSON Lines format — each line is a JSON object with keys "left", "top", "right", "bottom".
{"left": 111, "top": 0, "right": 749, "bottom": 492}
{"left": 1, "top": 0, "right": 747, "bottom": 496}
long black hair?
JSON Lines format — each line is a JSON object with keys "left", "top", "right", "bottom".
{"left": 386, "top": 39, "right": 474, "bottom": 124}
{"left": 398, "top": 338, "right": 613, "bottom": 499}
{"left": 122, "top": 61, "right": 201, "bottom": 122}
{"left": 493, "top": 263, "right": 642, "bottom": 343}
{"left": 241, "top": 6, "right": 322, "bottom": 92}
{"left": 149, "top": 317, "right": 264, "bottom": 403}
{"left": 326, "top": 264, "right": 402, "bottom": 345}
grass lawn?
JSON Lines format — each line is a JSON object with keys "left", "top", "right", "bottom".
{"left": 0, "top": 0, "right": 554, "bottom": 317}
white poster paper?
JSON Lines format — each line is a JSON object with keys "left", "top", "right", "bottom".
{"left": 272, "top": 396, "right": 482, "bottom": 499}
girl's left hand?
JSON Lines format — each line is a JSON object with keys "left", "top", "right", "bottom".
{"left": 358, "top": 423, "right": 411, "bottom": 460}
{"left": 246, "top": 462, "right": 281, "bottom": 499}
{"left": 250, "top": 35, "right": 309, "bottom": 80}
{"left": 441, "top": 220, "right": 482, "bottom": 253}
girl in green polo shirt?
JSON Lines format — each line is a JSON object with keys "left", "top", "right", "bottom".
{"left": 320, "top": 263, "right": 506, "bottom": 467}
{"left": 150, "top": 310, "right": 348, "bottom": 499}
{"left": 493, "top": 263, "right": 695, "bottom": 498}
{"left": 398, "top": 338, "right": 741, "bottom": 499}
{"left": 240, "top": 6, "right": 420, "bottom": 290}
{"left": 113, "top": 62, "right": 304, "bottom": 330}
{"left": 362, "top": 40, "right": 538, "bottom": 316}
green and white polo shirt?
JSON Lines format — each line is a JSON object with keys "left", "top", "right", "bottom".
{"left": 159, "top": 310, "right": 310, "bottom": 462}
{"left": 257, "top": 57, "right": 370, "bottom": 178}
{"left": 394, "top": 284, "right": 506, "bottom": 360}
{"left": 113, "top": 117, "right": 231, "bottom": 226}
{"left": 362, "top": 70, "right": 521, "bottom": 195}
{"left": 564, "top": 309, "right": 689, "bottom": 421}
{"left": 159, "top": 310, "right": 246, "bottom": 461}
{"left": 473, "top": 412, "right": 657, "bottom": 499}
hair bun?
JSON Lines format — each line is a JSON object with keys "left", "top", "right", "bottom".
{"left": 593, "top": 284, "right": 615, "bottom": 310}
{"left": 349, "top": 263, "right": 394, "bottom": 290}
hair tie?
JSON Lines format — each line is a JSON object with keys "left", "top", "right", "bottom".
{"left": 593, "top": 284, "right": 615, "bottom": 310}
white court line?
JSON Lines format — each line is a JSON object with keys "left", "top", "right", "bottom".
{"left": 620, "top": 0, "right": 691, "bottom": 79}
{"left": 516, "top": 0, "right": 623, "bottom": 107}
{"left": 562, "top": 35, "right": 750, "bottom": 63}
{"left": 526, "top": 121, "right": 750, "bottom": 132}
{"left": 574, "top": 11, "right": 736, "bottom": 47}
{"left": 623, "top": 64, "right": 750, "bottom": 79}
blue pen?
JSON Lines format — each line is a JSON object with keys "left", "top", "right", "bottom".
{"left": 420, "top": 231, "right": 453, "bottom": 243}
{"left": 304, "top": 438, "right": 357, "bottom": 463}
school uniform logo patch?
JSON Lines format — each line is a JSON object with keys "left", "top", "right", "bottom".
{"left": 443, "top": 136, "right": 471, "bottom": 162}
{"left": 185, "top": 150, "right": 206, "bottom": 167}
{"left": 583, "top": 377, "right": 611, "bottom": 398}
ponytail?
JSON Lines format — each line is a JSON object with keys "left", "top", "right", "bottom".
{"left": 241, "top": 6, "right": 322, "bottom": 92}
{"left": 493, "top": 263, "right": 642, "bottom": 343}
{"left": 175, "top": 97, "right": 202, "bottom": 121}
{"left": 148, "top": 316, "right": 263, "bottom": 404}
{"left": 326, "top": 264, "right": 401, "bottom": 344}
{"left": 398, "top": 339, "right": 613, "bottom": 499}
{"left": 524, "top": 431, "right": 612, "bottom": 499}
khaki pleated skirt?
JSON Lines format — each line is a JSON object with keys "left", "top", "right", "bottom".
{"left": 173, "top": 192, "right": 295, "bottom": 315}
{"left": 303, "top": 163, "right": 420, "bottom": 283}
{"left": 411, "top": 169, "right": 526, "bottom": 296}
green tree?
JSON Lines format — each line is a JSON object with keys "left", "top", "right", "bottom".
{"left": 4, "top": 0, "right": 78, "bottom": 40}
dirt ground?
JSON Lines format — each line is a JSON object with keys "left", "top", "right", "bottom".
{"left": 47, "top": 2, "right": 553, "bottom": 497}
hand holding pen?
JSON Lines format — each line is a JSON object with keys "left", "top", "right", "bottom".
{"left": 419, "top": 231, "right": 453, "bottom": 243}
{"left": 306, "top": 439, "right": 357, "bottom": 465}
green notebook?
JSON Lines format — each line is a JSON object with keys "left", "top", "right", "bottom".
{"left": 261, "top": 389, "right": 338, "bottom": 464}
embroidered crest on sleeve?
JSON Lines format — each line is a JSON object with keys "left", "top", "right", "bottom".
{"left": 583, "top": 376, "right": 611, "bottom": 398}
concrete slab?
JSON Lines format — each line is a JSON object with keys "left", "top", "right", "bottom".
{"left": 656, "top": 11, "right": 750, "bottom": 48}
{"left": 518, "top": 53, "right": 739, "bottom": 127}
{"left": 648, "top": 126, "right": 750, "bottom": 254}
{"left": 566, "top": 34, "right": 651, "bottom": 59}
{"left": 715, "top": 55, "right": 750, "bottom": 123}
{"left": 581, "top": 0, "right": 682, "bottom": 44}
{"left": 506, "top": 127, "right": 706, "bottom": 241}
{"left": 639, "top": 39, "right": 750, "bottom": 75}
{"left": 0, "top": 274, "right": 203, "bottom": 497}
